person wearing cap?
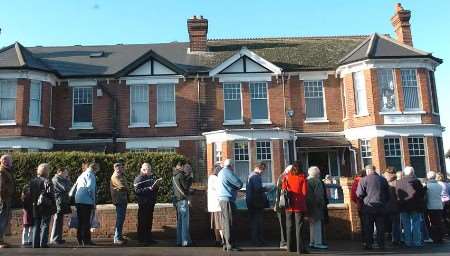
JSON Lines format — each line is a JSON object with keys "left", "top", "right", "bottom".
{"left": 110, "top": 162, "right": 128, "bottom": 246}
{"left": 217, "top": 159, "right": 243, "bottom": 252}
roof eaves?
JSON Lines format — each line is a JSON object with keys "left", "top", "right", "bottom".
{"left": 366, "top": 33, "right": 379, "bottom": 58}
{"left": 337, "top": 35, "right": 371, "bottom": 65}
{"left": 14, "top": 42, "right": 26, "bottom": 66}
{"left": 378, "top": 34, "right": 431, "bottom": 56}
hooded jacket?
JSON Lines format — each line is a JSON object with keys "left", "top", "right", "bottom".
{"left": 172, "top": 168, "right": 192, "bottom": 202}
{"left": 0, "top": 165, "right": 15, "bottom": 208}
{"left": 52, "top": 174, "right": 72, "bottom": 214}
{"left": 395, "top": 175, "right": 425, "bottom": 212}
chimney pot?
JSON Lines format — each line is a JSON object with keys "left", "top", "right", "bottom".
{"left": 391, "top": 3, "right": 413, "bottom": 46}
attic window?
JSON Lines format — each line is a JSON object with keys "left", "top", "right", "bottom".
{"left": 89, "top": 51, "right": 104, "bottom": 58}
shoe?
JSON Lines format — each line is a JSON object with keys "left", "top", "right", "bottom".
{"left": 424, "top": 238, "right": 433, "bottom": 243}
{"left": 114, "top": 240, "right": 126, "bottom": 246}
{"left": 313, "top": 244, "right": 328, "bottom": 249}
{"left": 0, "top": 243, "right": 10, "bottom": 249}
{"left": 280, "top": 245, "right": 288, "bottom": 250}
{"left": 223, "top": 246, "right": 242, "bottom": 251}
{"left": 50, "top": 240, "right": 65, "bottom": 245}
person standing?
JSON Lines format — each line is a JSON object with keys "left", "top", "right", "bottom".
{"left": 207, "top": 163, "right": 224, "bottom": 246}
{"left": 0, "top": 154, "right": 15, "bottom": 248}
{"left": 218, "top": 159, "right": 243, "bottom": 252}
{"left": 282, "top": 165, "right": 308, "bottom": 254}
{"left": 246, "top": 162, "right": 268, "bottom": 246}
{"left": 74, "top": 162, "right": 97, "bottom": 246}
{"left": 50, "top": 168, "right": 72, "bottom": 245}
{"left": 110, "top": 162, "right": 129, "bottom": 245}
{"left": 425, "top": 171, "right": 445, "bottom": 243}
{"left": 383, "top": 167, "right": 400, "bottom": 246}
{"left": 306, "top": 166, "right": 327, "bottom": 249}
{"left": 274, "top": 165, "right": 291, "bottom": 249}
{"left": 29, "top": 163, "right": 57, "bottom": 248}
{"left": 395, "top": 166, "right": 425, "bottom": 247}
{"left": 21, "top": 185, "right": 33, "bottom": 246}
{"left": 350, "top": 170, "right": 366, "bottom": 247}
{"left": 356, "top": 165, "right": 390, "bottom": 250}
{"left": 436, "top": 173, "right": 450, "bottom": 236}
{"left": 172, "top": 162, "right": 193, "bottom": 247}
{"left": 134, "top": 163, "right": 159, "bottom": 244}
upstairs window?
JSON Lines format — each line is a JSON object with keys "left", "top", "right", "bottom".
{"left": 360, "top": 139, "right": 372, "bottom": 167}
{"left": 408, "top": 137, "right": 426, "bottom": 178}
{"left": 223, "top": 83, "right": 242, "bottom": 122}
{"left": 377, "top": 69, "right": 396, "bottom": 112}
{"left": 130, "top": 85, "right": 149, "bottom": 126}
{"left": 249, "top": 82, "right": 269, "bottom": 121}
{"left": 29, "top": 81, "right": 42, "bottom": 125}
{"left": 353, "top": 71, "right": 368, "bottom": 115}
{"left": 428, "top": 71, "right": 439, "bottom": 114}
{"left": 304, "top": 80, "right": 325, "bottom": 119}
{"left": 384, "top": 137, "right": 402, "bottom": 171}
{"left": 157, "top": 84, "right": 176, "bottom": 124}
{"left": 401, "top": 69, "right": 420, "bottom": 111}
{"left": 233, "top": 141, "right": 249, "bottom": 183}
{"left": 0, "top": 80, "right": 16, "bottom": 124}
{"left": 256, "top": 141, "right": 272, "bottom": 183}
{"left": 72, "top": 87, "right": 93, "bottom": 127}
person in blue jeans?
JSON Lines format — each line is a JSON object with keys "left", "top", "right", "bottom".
{"left": 110, "top": 162, "right": 129, "bottom": 246}
{"left": 395, "top": 166, "right": 425, "bottom": 247}
{"left": 172, "top": 162, "right": 193, "bottom": 247}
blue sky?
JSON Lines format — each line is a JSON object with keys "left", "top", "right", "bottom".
{"left": 1, "top": 0, "right": 449, "bottom": 153}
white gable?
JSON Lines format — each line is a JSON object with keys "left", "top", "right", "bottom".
{"left": 246, "top": 58, "right": 269, "bottom": 72}
{"left": 222, "top": 58, "right": 244, "bottom": 73}
{"left": 129, "top": 59, "right": 177, "bottom": 76}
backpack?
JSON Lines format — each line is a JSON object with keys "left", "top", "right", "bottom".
{"left": 36, "top": 180, "right": 57, "bottom": 216}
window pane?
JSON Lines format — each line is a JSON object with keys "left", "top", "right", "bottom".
{"left": 130, "top": 85, "right": 148, "bottom": 124}
{"left": 360, "top": 139, "right": 372, "bottom": 168}
{"left": 234, "top": 142, "right": 249, "bottom": 183}
{"left": 224, "top": 83, "right": 242, "bottom": 121}
{"left": 386, "top": 157, "right": 402, "bottom": 172}
{"left": 428, "top": 71, "right": 439, "bottom": 113}
{"left": 353, "top": 71, "right": 368, "bottom": 115}
{"left": 401, "top": 69, "right": 420, "bottom": 110}
{"left": 29, "top": 81, "right": 41, "bottom": 124}
{"left": 436, "top": 137, "right": 446, "bottom": 173}
{"left": 256, "top": 141, "right": 272, "bottom": 183}
{"left": 377, "top": 69, "right": 396, "bottom": 112}
{"left": 304, "top": 80, "right": 325, "bottom": 118}
{"left": 250, "top": 82, "right": 268, "bottom": 120}
{"left": 157, "top": 84, "right": 176, "bottom": 123}
{"left": 0, "top": 80, "right": 17, "bottom": 121}
{"left": 73, "top": 87, "right": 92, "bottom": 123}
{"left": 384, "top": 137, "right": 402, "bottom": 171}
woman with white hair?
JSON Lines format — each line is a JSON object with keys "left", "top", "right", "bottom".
{"left": 306, "top": 166, "right": 328, "bottom": 249}
{"left": 29, "top": 163, "right": 56, "bottom": 248}
{"left": 425, "top": 171, "right": 445, "bottom": 243}
{"left": 273, "top": 165, "right": 292, "bottom": 249}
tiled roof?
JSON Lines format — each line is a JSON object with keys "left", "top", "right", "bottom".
{"left": 0, "top": 34, "right": 441, "bottom": 78}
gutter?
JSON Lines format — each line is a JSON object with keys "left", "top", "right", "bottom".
{"left": 98, "top": 82, "right": 119, "bottom": 153}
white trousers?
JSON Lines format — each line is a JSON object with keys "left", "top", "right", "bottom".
{"left": 309, "top": 219, "right": 323, "bottom": 246}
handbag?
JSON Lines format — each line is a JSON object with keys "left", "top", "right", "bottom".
{"left": 68, "top": 209, "right": 78, "bottom": 229}
{"left": 90, "top": 210, "right": 100, "bottom": 229}
{"left": 278, "top": 178, "right": 291, "bottom": 208}
{"left": 68, "top": 181, "right": 78, "bottom": 205}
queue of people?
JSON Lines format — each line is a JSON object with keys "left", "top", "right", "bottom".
{"left": 353, "top": 164, "right": 450, "bottom": 250}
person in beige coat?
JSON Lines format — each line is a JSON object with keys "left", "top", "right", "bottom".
{"left": 110, "top": 162, "right": 129, "bottom": 245}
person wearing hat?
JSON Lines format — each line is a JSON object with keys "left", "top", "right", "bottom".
{"left": 110, "top": 162, "right": 129, "bottom": 245}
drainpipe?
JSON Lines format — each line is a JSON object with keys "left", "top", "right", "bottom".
{"left": 99, "top": 81, "right": 118, "bottom": 153}
{"left": 197, "top": 74, "right": 201, "bottom": 130}
{"left": 349, "top": 147, "right": 358, "bottom": 176}
{"left": 282, "top": 73, "right": 287, "bottom": 129}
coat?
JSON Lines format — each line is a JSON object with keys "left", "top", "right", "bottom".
{"left": 274, "top": 173, "right": 286, "bottom": 212}
{"left": 52, "top": 174, "right": 72, "bottom": 214}
{"left": 282, "top": 172, "right": 308, "bottom": 213}
{"left": 384, "top": 172, "right": 399, "bottom": 214}
{"left": 350, "top": 176, "right": 363, "bottom": 210}
{"left": 29, "top": 176, "right": 57, "bottom": 217}
{"left": 217, "top": 167, "right": 243, "bottom": 202}
{"left": 306, "top": 177, "right": 326, "bottom": 220}
{"left": 134, "top": 174, "right": 158, "bottom": 206}
{"left": 110, "top": 171, "right": 128, "bottom": 205}
{"left": 0, "top": 165, "right": 15, "bottom": 209}
{"left": 426, "top": 180, "right": 443, "bottom": 210}
{"left": 172, "top": 169, "right": 192, "bottom": 202}
{"left": 74, "top": 169, "right": 96, "bottom": 206}
{"left": 207, "top": 175, "right": 221, "bottom": 212}
{"left": 395, "top": 175, "right": 425, "bottom": 213}
{"left": 246, "top": 171, "right": 267, "bottom": 210}
{"left": 356, "top": 173, "right": 390, "bottom": 214}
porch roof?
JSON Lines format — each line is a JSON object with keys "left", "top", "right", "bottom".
{"left": 296, "top": 136, "right": 350, "bottom": 149}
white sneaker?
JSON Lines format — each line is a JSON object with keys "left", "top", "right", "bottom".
{"left": 424, "top": 238, "right": 433, "bottom": 243}
{"left": 313, "top": 244, "right": 328, "bottom": 249}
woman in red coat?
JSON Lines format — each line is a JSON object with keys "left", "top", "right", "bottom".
{"left": 282, "top": 164, "right": 308, "bottom": 254}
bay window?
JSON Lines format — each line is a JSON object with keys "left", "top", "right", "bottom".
{"left": 249, "top": 82, "right": 269, "bottom": 121}
{"left": 29, "top": 81, "right": 42, "bottom": 125}
{"left": 157, "top": 83, "right": 176, "bottom": 124}
{"left": 130, "top": 85, "right": 149, "bottom": 126}
{"left": 304, "top": 80, "right": 325, "bottom": 119}
{"left": 353, "top": 71, "right": 368, "bottom": 115}
{"left": 377, "top": 69, "right": 396, "bottom": 112}
{"left": 0, "top": 80, "right": 16, "bottom": 124}
{"left": 223, "top": 83, "right": 242, "bottom": 123}
{"left": 401, "top": 69, "right": 420, "bottom": 111}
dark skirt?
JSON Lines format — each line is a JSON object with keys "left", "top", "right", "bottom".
{"left": 210, "top": 212, "right": 223, "bottom": 230}
{"left": 22, "top": 209, "right": 33, "bottom": 227}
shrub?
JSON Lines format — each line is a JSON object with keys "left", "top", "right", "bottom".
{"left": 10, "top": 152, "right": 186, "bottom": 207}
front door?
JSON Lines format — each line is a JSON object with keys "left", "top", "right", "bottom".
{"left": 308, "top": 152, "right": 329, "bottom": 179}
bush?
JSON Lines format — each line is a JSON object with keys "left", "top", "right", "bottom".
{"left": 10, "top": 152, "right": 186, "bottom": 207}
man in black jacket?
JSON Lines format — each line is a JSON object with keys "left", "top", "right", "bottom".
{"left": 134, "top": 163, "right": 159, "bottom": 244}
{"left": 356, "top": 165, "right": 389, "bottom": 250}
{"left": 172, "top": 162, "right": 193, "bottom": 247}
{"left": 50, "top": 168, "right": 71, "bottom": 245}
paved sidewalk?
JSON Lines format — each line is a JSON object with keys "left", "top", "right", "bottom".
{"left": 1, "top": 238, "right": 449, "bottom": 255}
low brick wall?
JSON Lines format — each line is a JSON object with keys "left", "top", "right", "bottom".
{"left": 8, "top": 189, "right": 353, "bottom": 241}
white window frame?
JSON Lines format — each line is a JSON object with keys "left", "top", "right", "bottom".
{"left": 360, "top": 139, "right": 372, "bottom": 168}
{"left": 223, "top": 83, "right": 244, "bottom": 125}
{"left": 0, "top": 79, "right": 17, "bottom": 125}
{"left": 249, "top": 81, "right": 270, "bottom": 124}
{"left": 156, "top": 83, "right": 176, "bottom": 126}
{"left": 256, "top": 140, "right": 273, "bottom": 184}
{"left": 233, "top": 141, "right": 250, "bottom": 184}
{"left": 353, "top": 71, "right": 368, "bottom": 116}
{"left": 28, "top": 80, "right": 42, "bottom": 126}
{"left": 71, "top": 86, "right": 93, "bottom": 129}
{"left": 304, "top": 80, "right": 327, "bottom": 121}
{"left": 377, "top": 69, "right": 397, "bottom": 113}
{"left": 427, "top": 71, "right": 439, "bottom": 115}
{"left": 129, "top": 84, "right": 149, "bottom": 128}
{"left": 384, "top": 137, "right": 403, "bottom": 170}
{"left": 408, "top": 136, "right": 427, "bottom": 177}
{"left": 400, "top": 68, "right": 422, "bottom": 112}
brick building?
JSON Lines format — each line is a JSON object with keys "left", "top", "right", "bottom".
{"left": 0, "top": 3, "right": 446, "bottom": 184}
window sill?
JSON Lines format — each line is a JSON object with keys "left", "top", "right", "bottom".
{"left": 223, "top": 120, "right": 245, "bottom": 126}
{"left": 28, "top": 123, "right": 43, "bottom": 127}
{"left": 354, "top": 113, "right": 369, "bottom": 118}
{"left": 250, "top": 120, "right": 272, "bottom": 125}
{"left": 304, "top": 119, "right": 329, "bottom": 124}
{"left": 379, "top": 111, "right": 403, "bottom": 115}
{"left": 155, "top": 123, "right": 178, "bottom": 128}
{"left": 69, "top": 125, "right": 94, "bottom": 130}
{"left": 403, "top": 110, "right": 426, "bottom": 115}
{"left": 128, "top": 124, "right": 150, "bottom": 128}
{"left": 0, "top": 122, "right": 16, "bottom": 126}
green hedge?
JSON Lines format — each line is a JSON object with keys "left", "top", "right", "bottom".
{"left": 10, "top": 152, "right": 186, "bottom": 207}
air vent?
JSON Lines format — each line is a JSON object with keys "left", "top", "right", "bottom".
{"left": 89, "top": 51, "right": 104, "bottom": 58}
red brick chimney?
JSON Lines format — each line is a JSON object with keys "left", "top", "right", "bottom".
{"left": 187, "top": 15, "right": 208, "bottom": 52}
{"left": 391, "top": 3, "right": 413, "bottom": 47}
